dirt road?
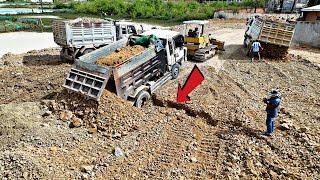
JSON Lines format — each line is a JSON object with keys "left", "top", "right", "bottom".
{"left": 0, "top": 21, "right": 319, "bottom": 179}
{"left": 0, "top": 32, "right": 58, "bottom": 58}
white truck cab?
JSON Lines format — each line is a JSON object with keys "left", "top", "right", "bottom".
{"left": 141, "top": 29, "right": 187, "bottom": 77}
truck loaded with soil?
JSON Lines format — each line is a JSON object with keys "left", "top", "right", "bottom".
{"left": 63, "top": 30, "right": 185, "bottom": 106}
{"left": 244, "top": 16, "right": 296, "bottom": 59}
{"left": 0, "top": 18, "right": 319, "bottom": 179}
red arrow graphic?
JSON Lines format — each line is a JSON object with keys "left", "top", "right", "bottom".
{"left": 177, "top": 65, "right": 205, "bottom": 103}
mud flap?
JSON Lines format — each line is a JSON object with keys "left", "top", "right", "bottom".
{"left": 63, "top": 68, "right": 111, "bottom": 101}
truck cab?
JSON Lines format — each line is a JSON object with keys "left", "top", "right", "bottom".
{"left": 115, "top": 21, "right": 161, "bottom": 40}
{"left": 115, "top": 21, "right": 138, "bottom": 40}
{"left": 141, "top": 29, "right": 187, "bottom": 78}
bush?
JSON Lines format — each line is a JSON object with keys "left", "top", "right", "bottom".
{"left": 72, "top": 0, "right": 265, "bottom": 21}
{"left": 53, "top": 1, "right": 79, "bottom": 9}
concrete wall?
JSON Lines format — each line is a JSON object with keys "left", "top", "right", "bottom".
{"left": 292, "top": 21, "right": 320, "bottom": 47}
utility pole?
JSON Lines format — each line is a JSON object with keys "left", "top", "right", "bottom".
{"left": 254, "top": 0, "right": 258, "bottom": 13}
{"left": 279, "top": 0, "right": 284, "bottom": 13}
{"left": 291, "top": 0, "right": 297, "bottom": 12}
{"left": 40, "top": 0, "right": 44, "bottom": 13}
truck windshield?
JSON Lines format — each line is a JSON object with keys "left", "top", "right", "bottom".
{"left": 121, "top": 26, "right": 127, "bottom": 34}
{"left": 128, "top": 25, "right": 137, "bottom": 34}
{"left": 173, "top": 35, "right": 184, "bottom": 48}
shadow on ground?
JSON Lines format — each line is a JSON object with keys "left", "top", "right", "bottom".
{"left": 218, "top": 44, "right": 249, "bottom": 61}
{"left": 22, "top": 54, "right": 64, "bottom": 66}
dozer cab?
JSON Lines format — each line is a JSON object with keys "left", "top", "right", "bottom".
{"left": 183, "top": 20, "right": 224, "bottom": 61}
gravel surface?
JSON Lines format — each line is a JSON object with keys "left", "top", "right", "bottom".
{"left": 0, "top": 20, "right": 319, "bottom": 179}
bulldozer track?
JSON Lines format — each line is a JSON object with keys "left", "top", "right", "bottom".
{"left": 185, "top": 128, "right": 225, "bottom": 179}
{"left": 142, "top": 120, "right": 194, "bottom": 178}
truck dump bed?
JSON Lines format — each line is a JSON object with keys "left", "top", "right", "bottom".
{"left": 246, "top": 17, "right": 295, "bottom": 47}
{"left": 63, "top": 38, "right": 160, "bottom": 101}
{"left": 52, "top": 18, "right": 116, "bottom": 47}
{"left": 259, "top": 19, "right": 295, "bottom": 47}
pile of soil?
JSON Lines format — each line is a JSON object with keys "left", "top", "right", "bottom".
{"left": 96, "top": 45, "right": 145, "bottom": 67}
{"left": 263, "top": 15, "right": 296, "bottom": 23}
{"left": 69, "top": 17, "right": 105, "bottom": 24}
{"left": 1, "top": 21, "right": 320, "bottom": 179}
{"left": 260, "top": 42, "right": 289, "bottom": 60}
{"left": 50, "top": 89, "right": 144, "bottom": 137}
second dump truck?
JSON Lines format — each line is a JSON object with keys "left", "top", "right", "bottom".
{"left": 63, "top": 29, "right": 186, "bottom": 107}
{"left": 52, "top": 18, "right": 154, "bottom": 61}
{"left": 244, "top": 16, "right": 295, "bottom": 48}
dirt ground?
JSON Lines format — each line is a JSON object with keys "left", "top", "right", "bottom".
{"left": 0, "top": 20, "right": 319, "bottom": 179}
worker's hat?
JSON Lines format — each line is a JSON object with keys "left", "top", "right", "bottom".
{"left": 268, "top": 89, "right": 281, "bottom": 98}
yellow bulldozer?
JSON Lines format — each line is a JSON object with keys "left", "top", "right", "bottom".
{"left": 183, "top": 20, "right": 224, "bottom": 61}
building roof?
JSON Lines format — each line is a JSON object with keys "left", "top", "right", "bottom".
{"left": 301, "top": 4, "right": 320, "bottom": 12}
{"left": 183, "top": 20, "right": 209, "bottom": 25}
{"left": 141, "top": 29, "right": 180, "bottom": 39}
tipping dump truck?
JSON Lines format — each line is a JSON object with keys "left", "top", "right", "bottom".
{"left": 63, "top": 29, "right": 186, "bottom": 107}
{"left": 52, "top": 18, "right": 150, "bottom": 61}
{"left": 244, "top": 16, "right": 295, "bottom": 59}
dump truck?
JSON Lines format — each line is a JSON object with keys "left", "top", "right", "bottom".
{"left": 63, "top": 29, "right": 186, "bottom": 107}
{"left": 52, "top": 18, "right": 150, "bottom": 61}
{"left": 244, "top": 16, "right": 295, "bottom": 58}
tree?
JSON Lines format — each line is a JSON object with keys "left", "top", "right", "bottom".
{"left": 307, "top": 0, "right": 320, "bottom": 7}
{"left": 291, "top": 0, "right": 297, "bottom": 12}
{"left": 279, "top": 0, "right": 284, "bottom": 12}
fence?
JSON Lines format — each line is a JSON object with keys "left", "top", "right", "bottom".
{"left": 214, "top": 11, "right": 299, "bottom": 20}
{"left": 292, "top": 21, "right": 320, "bottom": 48}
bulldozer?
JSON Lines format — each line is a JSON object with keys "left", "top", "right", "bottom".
{"left": 183, "top": 20, "right": 224, "bottom": 61}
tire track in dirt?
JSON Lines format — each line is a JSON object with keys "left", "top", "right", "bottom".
{"left": 185, "top": 128, "right": 226, "bottom": 179}
{"left": 141, "top": 119, "right": 194, "bottom": 179}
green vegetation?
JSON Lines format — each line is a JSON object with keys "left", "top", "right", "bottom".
{"left": 60, "top": 0, "right": 266, "bottom": 21}
{"left": 0, "top": 15, "right": 48, "bottom": 33}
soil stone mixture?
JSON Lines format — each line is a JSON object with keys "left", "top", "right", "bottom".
{"left": 0, "top": 20, "right": 319, "bottom": 179}
{"left": 96, "top": 45, "right": 145, "bottom": 66}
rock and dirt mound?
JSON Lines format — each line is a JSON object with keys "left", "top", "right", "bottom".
{"left": 47, "top": 90, "right": 144, "bottom": 137}
{"left": 260, "top": 42, "right": 290, "bottom": 60}
{"left": 0, "top": 22, "right": 320, "bottom": 179}
{"left": 0, "top": 48, "right": 71, "bottom": 104}
{"left": 96, "top": 45, "right": 145, "bottom": 66}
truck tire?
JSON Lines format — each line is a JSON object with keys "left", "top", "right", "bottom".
{"left": 134, "top": 90, "right": 151, "bottom": 108}
{"left": 60, "top": 52, "right": 67, "bottom": 62}
{"left": 244, "top": 36, "right": 251, "bottom": 48}
{"left": 171, "top": 63, "right": 180, "bottom": 80}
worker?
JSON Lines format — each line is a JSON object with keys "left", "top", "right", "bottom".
{"left": 263, "top": 90, "right": 281, "bottom": 136}
{"left": 250, "top": 40, "right": 263, "bottom": 62}
{"left": 194, "top": 27, "right": 199, "bottom": 37}
{"left": 188, "top": 29, "right": 193, "bottom": 37}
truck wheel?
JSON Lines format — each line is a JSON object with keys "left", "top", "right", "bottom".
{"left": 60, "top": 48, "right": 67, "bottom": 62}
{"left": 134, "top": 90, "right": 151, "bottom": 108}
{"left": 243, "top": 38, "right": 248, "bottom": 48}
{"left": 171, "top": 63, "right": 180, "bottom": 80}
{"left": 60, "top": 53, "right": 67, "bottom": 62}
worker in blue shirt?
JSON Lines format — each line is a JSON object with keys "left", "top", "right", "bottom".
{"left": 250, "top": 40, "right": 263, "bottom": 62}
{"left": 263, "top": 90, "right": 281, "bottom": 136}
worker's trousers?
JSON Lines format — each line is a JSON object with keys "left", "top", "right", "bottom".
{"left": 266, "top": 115, "right": 277, "bottom": 135}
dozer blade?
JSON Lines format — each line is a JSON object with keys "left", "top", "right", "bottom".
{"left": 63, "top": 68, "right": 111, "bottom": 101}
